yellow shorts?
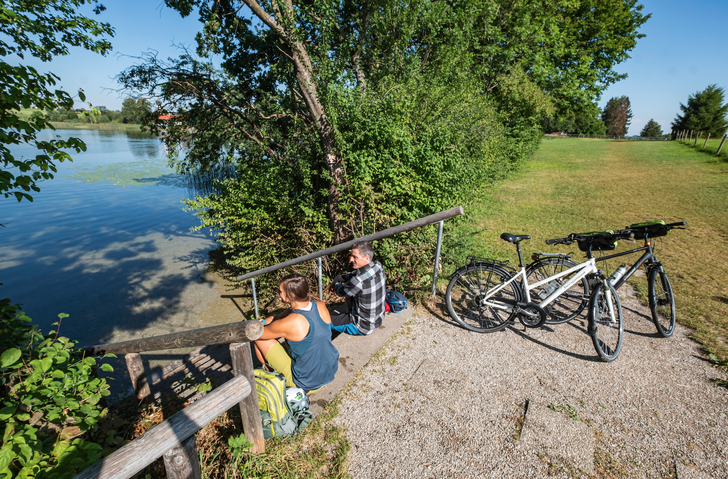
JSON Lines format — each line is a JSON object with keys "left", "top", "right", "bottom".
{"left": 263, "top": 342, "right": 324, "bottom": 393}
{"left": 264, "top": 342, "right": 296, "bottom": 388}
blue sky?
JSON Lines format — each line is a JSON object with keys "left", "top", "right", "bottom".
{"left": 20, "top": 0, "right": 728, "bottom": 136}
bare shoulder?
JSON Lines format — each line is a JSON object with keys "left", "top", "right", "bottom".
{"left": 314, "top": 300, "right": 332, "bottom": 323}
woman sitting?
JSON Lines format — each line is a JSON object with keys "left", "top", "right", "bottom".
{"left": 253, "top": 273, "right": 339, "bottom": 392}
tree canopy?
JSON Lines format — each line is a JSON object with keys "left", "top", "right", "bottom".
{"left": 671, "top": 84, "right": 728, "bottom": 138}
{"left": 640, "top": 119, "right": 663, "bottom": 138}
{"left": 0, "top": 0, "right": 114, "bottom": 205}
{"left": 602, "top": 96, "right": 633, "bottom": 136}
{"left": 119, "top": 0, "right": 649, "bottom": 278}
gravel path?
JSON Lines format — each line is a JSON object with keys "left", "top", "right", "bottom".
{"left": 335, "top": 286, "right": 728, "bottom": 478}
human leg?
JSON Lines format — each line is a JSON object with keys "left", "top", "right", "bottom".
{"left": 255, "top": 339, "right": 297, "bottom": 387}
{"left": 330, "top": 312, "right": 365, "bottom": 336}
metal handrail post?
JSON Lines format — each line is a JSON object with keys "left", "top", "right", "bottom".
{"left": 251, "top": 278, "right": 259, "bottom": 319}
{"left": 318, "top": 257, "right": 323, "bottom": 300}
{"left": 432, "top": 220, "right": 444, "bottom": 296}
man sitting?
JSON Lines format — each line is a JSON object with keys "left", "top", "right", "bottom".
{"left": 331, "top": 241, "right": 386, "bottom": 336}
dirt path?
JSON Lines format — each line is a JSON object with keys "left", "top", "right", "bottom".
{"left": 335, "top": 286, "right": 728, "bottom": 478}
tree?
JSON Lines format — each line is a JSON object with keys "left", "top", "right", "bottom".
{"left": 640, "top": 119, "right": 663, "bottom": 137}
{"left": 543, "top": 101, "right": 607, "bottom": 135}
{"left": 602, "top": 96, "right": 633, "bottom": 136}
{"left": 118, "top": 0, "right": 650, "bottom": 277}
{"left": 467, "top": 1, "right": 649, "bottom": 113}
{"left": 671, "top": 85, "right": 728, "bottom": 138}
{"left": 120, "top": 97, "right": 151, "bottom": 124}
{"left": 0, "top": 0, "right": 114, "bottom": 205}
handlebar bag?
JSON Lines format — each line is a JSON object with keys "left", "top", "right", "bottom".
{"left": 628, "top": 220, "right": 668, "bottom": 239}
{"left": 576, "top": 230, "right": 618, "bottom": 252}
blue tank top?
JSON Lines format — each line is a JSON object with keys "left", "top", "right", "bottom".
{"left": 289, "top": 302, "right": 339, "bottom": 391}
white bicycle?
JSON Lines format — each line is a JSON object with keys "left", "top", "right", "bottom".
{"left": 445, "top": 231, "right": 627, "bottom": 362}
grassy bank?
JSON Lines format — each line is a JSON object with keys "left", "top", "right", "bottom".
{"left": 446, "top": 138, "right": 728, "bottom": 365}
{"left": 46, "top": 121, "right": 142, "bottom": 131}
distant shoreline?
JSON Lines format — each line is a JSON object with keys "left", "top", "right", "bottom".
{"left": 45, "top": 122, "right": 144, "bottom": 131}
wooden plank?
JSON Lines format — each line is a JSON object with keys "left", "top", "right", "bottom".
{"left": 73, "top": 374, "right": 251, "bottom": 479}
{"left": 230, "top": 343, "right": 265, "bottom": 454}
{"left": 125, "top": 353, "right": 151, "bottom": 402}
{"left": 162, "top": 435, "right": 201, "bottom": 479}
{"left": 84, "top": 320, "right": 263, "bottom": 356}
{"left": 236, "top": 206, "right": 465, "bottom": 281}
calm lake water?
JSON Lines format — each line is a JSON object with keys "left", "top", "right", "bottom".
{"left": 0, "top": 129, "right": 221, "bottom": 349}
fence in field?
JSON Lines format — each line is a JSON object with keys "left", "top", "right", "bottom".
{"left": 73, "top": 206, "right": 465, "bottom": 479}
{"left": 544, "top": 133, "right": 670, "bottom": 140}
{"left": 674, "top": 129, "right": 727, "bottom": 156}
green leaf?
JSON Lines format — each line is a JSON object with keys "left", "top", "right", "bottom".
{"left": 0, "top": 349, "right": 21, "bottom": 368}
{"left": 57, "top": 313, "right": 69, "bottom": 319}
{"left": 0, "top": 407, "right": 16, "bottom": 421}
{"left": 0, "top": 448, "right": 14, "bottom": 472}
{"left": 39, "top": 358, "right": 52, "bottom": 374}
{"left": 100, "top": 363, "right": 113, "bottom": 372}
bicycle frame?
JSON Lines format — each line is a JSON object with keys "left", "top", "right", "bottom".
{"left": 483, "top": 258, "right": 600, "bottom": 312}
{"left": 594, "top": 242, "right": 660, "bottom": 290}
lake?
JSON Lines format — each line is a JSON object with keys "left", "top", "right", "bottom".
{"left": 0, "top": 129, "right": 241, "bottom": 360}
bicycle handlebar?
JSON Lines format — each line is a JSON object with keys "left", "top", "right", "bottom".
{"left": 546, "top": 230, "right": 633, "bottom": 246}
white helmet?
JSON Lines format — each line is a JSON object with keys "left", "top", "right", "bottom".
{"left": 286, "top": 387, "right": 309, "bottom": 412}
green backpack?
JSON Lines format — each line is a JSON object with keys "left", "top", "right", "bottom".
{"left": 254, "top": 369, "right": 313, "bottom": 439}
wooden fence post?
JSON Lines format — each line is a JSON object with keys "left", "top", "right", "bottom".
{"left": 694, "top": 131, "right": 700, "bottom": 146}
{"left": 125, "top": 353, "right": 151, "bottom": 402}
{"left": 230, "top": 343, "right": 265, "bottom": 454}
{"left": 689, "top": 130, "right": 693, "bottom": 143}
{"left": 703, "top": 133, "right": 710, "bottom": 149}
{"left": 717, "top": 134, "right": 727, "bottom": 155}
{"left": 162, "top": 435, "right": 201, "bottom": 479}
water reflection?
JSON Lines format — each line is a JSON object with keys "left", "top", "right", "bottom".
{"left": 0, "top": 128, "right": 225, "bottom": 349}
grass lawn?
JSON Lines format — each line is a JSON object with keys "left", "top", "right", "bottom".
{"left": 675, "top": 134, "right": 728, "bottom": 158}
{"left": 447, "top": 138, "right": 728, "bottom": 365}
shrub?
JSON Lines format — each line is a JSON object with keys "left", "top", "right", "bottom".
{"left": 0, "top": 299, "right": 113, "bottom": 478}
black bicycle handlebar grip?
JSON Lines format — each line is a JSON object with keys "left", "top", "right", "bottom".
{"left": 545, "top": 238, "right": 562, "bottom": 245}
{"left": 666, "top": 221, "right": 687, "bottom": 227}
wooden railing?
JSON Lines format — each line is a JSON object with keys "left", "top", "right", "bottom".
{"left": 76, "top": 320, "right": 265, "bottom": 479}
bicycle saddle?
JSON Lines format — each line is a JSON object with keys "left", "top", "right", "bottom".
{"left": 500, "top": 233, "right": 531, "bottom": 244}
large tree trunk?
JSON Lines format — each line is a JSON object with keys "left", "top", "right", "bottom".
{"left": 241, "top": 0, "right": 350, "bottom": 245}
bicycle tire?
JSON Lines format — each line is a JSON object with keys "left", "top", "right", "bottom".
{"left": 526, "top": 257, "right": 589, "bottom": 324}
{"left": 588, "top": 279, "right": 624, "bottom": 362}
{"left": 445, "top": 264, "right": 521, "bottom": 333}
{"left": 648, "top": 268, "right": 676, "bottom": 338}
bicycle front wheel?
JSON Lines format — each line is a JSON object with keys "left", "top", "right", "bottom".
{"left": 588, "top": 280, "right": 624, "bottom": 362}
{"left": 527, "top": 257, "right": 589, "bottom": 324}
{"left": 648, "top": 268, "right": 676, "bottom": 338}
{"left": 446, "top": 265, "right": 521, "bottom": 333}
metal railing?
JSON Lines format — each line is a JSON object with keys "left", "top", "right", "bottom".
{"left": 235, "top": 206, "right": 465, "bottom": 317}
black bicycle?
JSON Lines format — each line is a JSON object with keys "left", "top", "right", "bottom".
{"left": 537, "top": 221, "right": 686, "bottom": 337}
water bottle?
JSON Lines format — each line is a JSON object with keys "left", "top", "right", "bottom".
{"left": 608, "top": 265, "right": 628, "bottom": 286}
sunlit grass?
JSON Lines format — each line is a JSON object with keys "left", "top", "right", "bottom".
{"left": 449, "top": 138, "right": 728, "bottom": 364}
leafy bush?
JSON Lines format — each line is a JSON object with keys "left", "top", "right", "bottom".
{"left": 0, "top": 299, "right": 114, "bottom": 478}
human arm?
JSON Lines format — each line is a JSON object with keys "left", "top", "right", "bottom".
{"left": 258, "top": 312, "right": 309, "bottom": 342}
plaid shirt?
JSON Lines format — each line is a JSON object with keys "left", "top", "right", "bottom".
{"left": 337, "top": 260, "right": 386, "bottom": 335}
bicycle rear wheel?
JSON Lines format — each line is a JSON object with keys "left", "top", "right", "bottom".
{"left": 446, "top": 264, "right": 521, "bottom": 333}
{"left": 527, "top": 257, "right": 589, "bottom": 324}
{"left": 648, "top": 268, "right": 676, "bottom": 338}
{"left": 588, "top": 279, "right": 623, "bottom": 362}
